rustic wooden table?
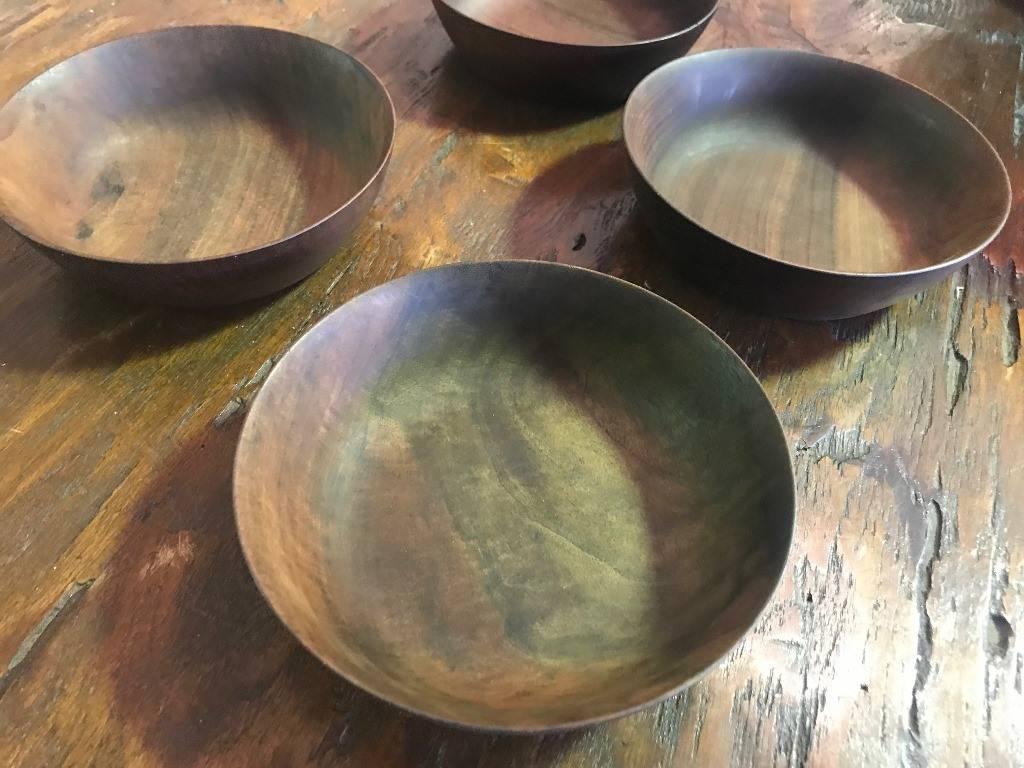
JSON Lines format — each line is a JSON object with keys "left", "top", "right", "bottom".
{"left": 1, "top": 0, "right": 1021, "bottom": 765}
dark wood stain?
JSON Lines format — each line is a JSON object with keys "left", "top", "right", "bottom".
{"left": 95, "top": 424, "right": 301, "bottom": 764}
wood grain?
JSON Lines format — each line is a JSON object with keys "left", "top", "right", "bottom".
{"left": 431, "top": 0, "right": 717, "bottom": 103}
{"left": 624, "top": 48, "right": 1011, "bottom": 318}
{"left": 0, "top": 0, "right": 1022, "bottom": 765}
{"left": 234, "top": 261, "right": 794, "bottom": 731}
{"left": 0, "top": 25, "right": 394, "bottom": 304}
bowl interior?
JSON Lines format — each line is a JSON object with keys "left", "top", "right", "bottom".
{"left": 441, "top": 0, "right": 717, "bottom": 45}
{"left": 625, "top": 49, "right": 1010, "bottom": 274}
{"left": 0, "top": 26, "right": 393, "bottom": 264}
{"left": 234, "top": 262, "right": 794, "bottom": 730}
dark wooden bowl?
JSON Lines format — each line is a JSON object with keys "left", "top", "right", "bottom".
{"left": 234, "top": 260, "right": 795, "bottom": 732}
{"left": 624, "top": 49, "right": 1012, "bottom": 320}
{"left": 0, "top": 25, "right": 395, "bottom": 306}
{"left": 431, "top": 0, "right": 718, "bottom": 105}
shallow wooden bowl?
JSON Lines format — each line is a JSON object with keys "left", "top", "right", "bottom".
{"left": 234, "top": 260, "right": 795, "bottom": 731}
{"left": 624, "top": 49, "right": 1012, "bottom": 320}
{"left": 0, "top": 25, "right": 395, "bottom": 306}
{"left": 431, "top": 0, "right": 718, "bottom": 105}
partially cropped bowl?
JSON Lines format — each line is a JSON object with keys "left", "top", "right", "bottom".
{"left": 624, "top": 48, "right": 1012, "bottom": 319}
{"left": 432, "top": 0, "right": 718, "bottom": 105}
{"left": 0, "top": 25, "right": 395, "bottom": 306}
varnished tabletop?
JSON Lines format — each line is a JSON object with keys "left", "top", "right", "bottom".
{"left": 0, "top": 0, "right": 1021, "bottom": 765}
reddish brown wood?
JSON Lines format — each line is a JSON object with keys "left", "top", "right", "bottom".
{"left": 624, "top": 48, "right": 1012, "bottom": 319}
{"left": 0, "top": 25, "right": 394, "bottom": 305}
{"left": 0, "top": 0, "right": 1022, "bottom": 766}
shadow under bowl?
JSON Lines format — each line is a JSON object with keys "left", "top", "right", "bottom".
{"left": 431, "top": 0, "right": 718, "bottom": 106}
{"left": 624, "top": 48, "right": 1012, "bottom": 320}
{"left": 0, "top": 25, "right": 395, "bottom": 306}
{"left": 233, "top": 260, "right": 795, "bottom": 732}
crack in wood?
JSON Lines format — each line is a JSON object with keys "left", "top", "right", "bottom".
{"left": 984, "top": 487, "right": 1012, "bottom": 735}
{"left": 214, "top": 355, "right": 280, "bottom": 428}
{"left": 946, "top": 349, "right": 969, "bottom": 415}
{"left": 1002, "top": 299, "right": 1020, "bottom": 367}
{"left": 945, "top": 278, "right": 970, "bottom": 415}
{"left": 740, "top": 546, "right": 849, "bottom": 768}
{"left": 213, "top": 397, "right": 245, "bottom": 429}
{"left": 728, "top": 679, "right": 756, "bottom": 764}
{"left": 988, "top": 499, "right": 1011, "bottom": 626}
{"left": 0, "top": 579, "right": 94, "bottom": 698}
{"left": 689, "top": 685, "right": 711, "bottom": 760}
{"left": 988, "top": 614, "right": 1014, "bottom": 660}
{"left": 620, "top": 691, "right": 679, "bottom": 766}
{"left": 912, "top": 372, "right": 935, "bottom": 442}
{"left": 756, "top": 675, "right": 783, "bottom": 765}
{"left": 905, "top": 501, "right": 943, "bottom": 767}
{"left": 795, "top": 421, "right": 951, "bottom": 565}
{"left": 246, "top": 358, "right": 274, "bottom": 388}
{"left": 784, "top": 669, "right": 823, "bottom": 768}
{"left": 653, "top": 689, "right": 687, "bottom": 750}
{"left": 795, "top": 425, "right": 871, "bottom": 467}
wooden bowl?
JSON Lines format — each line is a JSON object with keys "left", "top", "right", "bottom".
{"left": 234, "top": 260, "right": 795, "bottom": 731}
{"left": 0, "top": 26, "right": 395, "bottom": 306}
{"left": 431, "top": 0, "right": 718, "bottom": 105}
{"left": 624, "top": 49, "right": 1012, "bottom": 320}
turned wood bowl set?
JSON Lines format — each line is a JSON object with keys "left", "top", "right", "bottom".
{"left": 0, "top": 1, "right": 1011, "bottom": 733}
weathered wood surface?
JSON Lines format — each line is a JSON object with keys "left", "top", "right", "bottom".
{"left": 0, "top": 0, "right": 1021, "bottom": 765}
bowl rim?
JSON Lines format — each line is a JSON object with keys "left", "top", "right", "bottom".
{"left": 622, "top": 47, "right": 1013, "bottom": 280}
{"left": 0, "top": 24, "right": 397, "bottom": 267}
{"left": 432, "top": 0, "right": 721, "bottom": 50}
{"left": 232, "top": 258, "right": 797, "bottom": 733}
